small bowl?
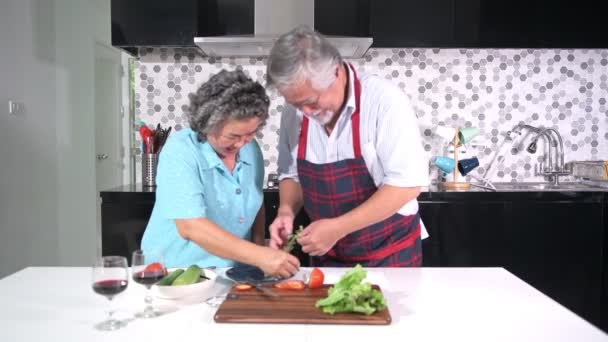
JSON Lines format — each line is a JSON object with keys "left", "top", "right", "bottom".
{"left": 152, "top": 268, "right": 217, "bottom": 299}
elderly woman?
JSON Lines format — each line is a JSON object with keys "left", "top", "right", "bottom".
{"left": 142, "top": 69, "right": 300, "bottom": 278}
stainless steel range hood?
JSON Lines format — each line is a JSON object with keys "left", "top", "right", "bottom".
{"left": 194, "top": 0, "right": 373, "bottom": 59}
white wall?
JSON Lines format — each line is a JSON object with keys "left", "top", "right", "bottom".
{"left": 0, "top": 0, "right": 111, "bottom": 277}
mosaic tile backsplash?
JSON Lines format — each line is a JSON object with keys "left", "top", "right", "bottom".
{"left": 134, "top": 48, "right": 608, "bottom": 186}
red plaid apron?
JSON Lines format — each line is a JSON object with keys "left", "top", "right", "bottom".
{"left": 296, "top": 63, "right": 422, "bottom": 267}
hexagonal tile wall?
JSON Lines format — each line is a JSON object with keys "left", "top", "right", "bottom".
{"left": 134, "top": 47, "right": 608, "bottom": 185}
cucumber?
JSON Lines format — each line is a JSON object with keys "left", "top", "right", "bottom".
{"left": 171, "top": 265, "right": 201, "bottom": 286}
{"left": 157, "top": 269, "right": 184, "bottom": 286}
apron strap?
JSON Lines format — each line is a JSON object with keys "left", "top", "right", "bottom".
{"left": 348, "top": 63, "right": 362, "bottom": 158}
{"left": 297, "top": 115, "right": 310, "bottom": 159}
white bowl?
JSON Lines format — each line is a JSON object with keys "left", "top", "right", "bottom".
{"left": 152, "top": 268, "right": 217, "bottom": 299}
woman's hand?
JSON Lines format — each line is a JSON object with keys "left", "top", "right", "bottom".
{"left": 257, "top": 248, "right": 300, "bottom": 279}
{"left": 268, "top": 211, "right": 295, "bottom": 249}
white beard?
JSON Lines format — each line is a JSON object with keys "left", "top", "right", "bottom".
{"left": 305, "top": 110, "right": 335, "bottom": 125}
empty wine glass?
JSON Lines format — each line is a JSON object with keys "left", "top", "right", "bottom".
{"left": 91, "top": 256, "right": 129, "bottom": 331}
{"left": 131, "top": 249, "right": 165, "bottom": 318}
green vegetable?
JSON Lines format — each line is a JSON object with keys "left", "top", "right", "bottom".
{"left": 315, "top": 264, "right": 387, "bottom": 315}
{"left": 283, "top": 225, "right": 304, "bottom": 252}
{"left": 157, "top": 269, "right": 184, "bottom": 286}
{"left": 171, "top": 265, "right": 202, "bottom": 286}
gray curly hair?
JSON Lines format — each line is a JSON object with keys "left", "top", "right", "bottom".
{"left": 266, "top": 25, "right": 342, "bottom": 90}
{"left": 187, "top": 69, "right": 270, "bottom": 141}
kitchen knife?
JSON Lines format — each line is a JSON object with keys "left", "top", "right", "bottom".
{"left": 244, "top": 277, "right": 280, "bottom": 298}
{"left": 217, "top": 273, "right": 279, "bottom": 298}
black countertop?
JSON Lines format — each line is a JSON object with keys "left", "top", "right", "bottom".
{"left": 100, "top": 184, "right": 607, "bottom": 202}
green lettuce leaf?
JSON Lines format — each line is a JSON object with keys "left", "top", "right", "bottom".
{"left": 315, "top": 264, "right": 387, "bottom": 315}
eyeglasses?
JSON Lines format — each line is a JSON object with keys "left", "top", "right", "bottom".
{"left": 291, "top": 77, "right": 338, "bottom": 113}
{"left": 219, "top": 132, "right": 257, "bottom": 144}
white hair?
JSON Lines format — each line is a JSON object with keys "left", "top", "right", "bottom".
{"left": 266, "top": 25, "right": 343, "bottom": 91}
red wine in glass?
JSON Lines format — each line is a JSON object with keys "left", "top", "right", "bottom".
{"left": 132, "top": 271, "right": 165, "bottom": 287}
{"left": 91, "top": 256, "right": 129, "bottom": 331}
{"left": 92, "top": 279, "right": 128, "bottom": 298}
{"left": 131, "top": 250, "right": 165, "bottom": 318}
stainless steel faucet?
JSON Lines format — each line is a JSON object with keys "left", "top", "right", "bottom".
{"left": 512, "top": 124, "right": 568, "bottom": 185}
{"left": 482, "top": 123, "right": 569, "bottom": 186}
{"left": 510, "top": 124, "right": 553, "bottom": 170}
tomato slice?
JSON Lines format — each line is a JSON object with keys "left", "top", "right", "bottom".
{"left": 307, "top": 268, "right": 324, "bottom": 289}
{"left": 143, "top": 262, "right": 165, "bottom": 274}
{"left": 234, "top": 283, "right": 253, "bottom": 291}
{"left": 274, "top": 280, "right": 306, "bottom": 290}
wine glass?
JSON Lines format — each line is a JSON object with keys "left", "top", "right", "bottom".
{"left": 131, "top": 249, "right": 165, "bottom": 318}
{"left": 91, "top": 256, "right": 129, "bottom": 331}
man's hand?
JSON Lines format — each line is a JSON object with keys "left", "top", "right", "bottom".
{"left": 268, "top": 211, "right": 294, "bottom": 249}
{"left": 297, "top": 218, "right": 345, "bottom": 256}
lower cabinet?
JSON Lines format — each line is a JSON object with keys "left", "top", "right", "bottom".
{"left": 100, "top": 188, "right": 607, "bottom": 331}
{"left": 263, "top": 191, "right": 311, "bottom": 266}
{"left": 603, "top": 199, "right": 608, "bottom": 332}
{"left": 418, "top": 202, "right": 441, "bottom": 266}
{"left": 101, "top": 191, "right": 154, "bottom": 265}
{"left": 419, "top": 194, "right": 605, "bottom": 331}
{"left": 506, "top": 199, "right": 604, "bottom": 330}
{"left": 421, "top": 201, "right": 509, "bottom": 267}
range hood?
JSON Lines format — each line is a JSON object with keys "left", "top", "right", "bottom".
{"left": 194, "top": 0, "right": 373, "bottom": 59}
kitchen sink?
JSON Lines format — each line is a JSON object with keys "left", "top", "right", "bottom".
{"left": 487, "top": 182, "right": 606, "bottom": 192}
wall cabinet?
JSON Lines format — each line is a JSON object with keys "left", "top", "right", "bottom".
{"left": 315, "top": 0, "right": 608, "bottom": 48}
{"left": 111, "top": 0, "right": 253, "bottom": 55}
{"left": 112, "top": 0, "right": 608, "bottom": 55}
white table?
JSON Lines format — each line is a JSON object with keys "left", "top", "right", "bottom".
{"left": 0, "top": 267, "right": 606, "bottom": 342}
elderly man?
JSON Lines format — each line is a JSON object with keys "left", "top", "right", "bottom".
{"left": 267, "top": 26, "right": 429, "bottom": 267}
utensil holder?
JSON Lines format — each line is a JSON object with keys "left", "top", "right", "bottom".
{"left": 142, "top": 153, "right": 159, "bottom": 187}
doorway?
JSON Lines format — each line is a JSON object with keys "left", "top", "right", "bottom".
{"left": 94, "top": 41, "right": 123, "bottom": 255}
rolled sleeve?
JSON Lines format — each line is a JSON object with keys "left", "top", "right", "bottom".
{"left": 375, "top": 88, "right": 430, "bottom": 188}
{"left": 155, "top": 143, "right": 207, "bottom": 220}
{"left": 277, "top": 105, "right": 301, "bottom": 183}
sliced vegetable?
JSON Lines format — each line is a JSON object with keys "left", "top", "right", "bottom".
{"left": 315, "top": 264, "right": 386, "bottom": 315}
{"left": 234, "top": 284, "right": 252, "bottom": 291}
{"left": 308, "top": 268, "right": 324, "bottom": 289}
{"left": 274, "top": 280, "right": 306, "bottom": 290}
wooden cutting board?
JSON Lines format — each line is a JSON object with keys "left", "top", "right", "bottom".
{"left": 213, "top": 284, "right": 391, "bottom": 325}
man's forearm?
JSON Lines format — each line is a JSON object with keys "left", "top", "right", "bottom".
{"left": 278, "top": 178, "right": 304, "bottom": 216}
{"left": 335, "top": 185, "right": 421, "bottom": 236}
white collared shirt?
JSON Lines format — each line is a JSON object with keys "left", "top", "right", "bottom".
{"left": 277, "top": 65, "right": 430, "bottom": 222}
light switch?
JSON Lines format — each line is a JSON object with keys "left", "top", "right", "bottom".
{"left": 8, "top": 100, "right": 24, "bottom": 116}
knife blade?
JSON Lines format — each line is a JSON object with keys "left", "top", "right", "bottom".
{"left": 244, "top": 278, "right": 280, "bottom": 298}
{"left": 217, "top": 273, "right": 280, "bottom": 298}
